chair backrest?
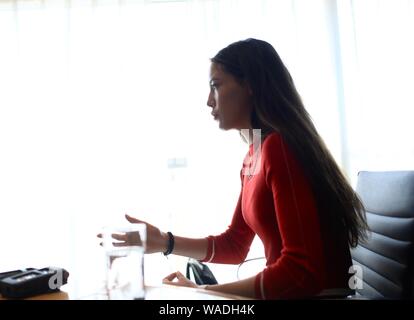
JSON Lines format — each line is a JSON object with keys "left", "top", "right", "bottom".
{"left": 351, "top": 171, "right": 414, "bottom": 299}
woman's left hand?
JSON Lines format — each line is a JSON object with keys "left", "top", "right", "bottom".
{"left": 162, "top": 271, "right": 198, "bottom": 288}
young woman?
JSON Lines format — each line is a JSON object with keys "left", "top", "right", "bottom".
{"left": 125, "top": 38, "right": 368, "bottom": 299}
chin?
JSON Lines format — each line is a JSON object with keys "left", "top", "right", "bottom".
{"left": 218, "top": 122, "right": 230, "bottom": 130}
{"left": 219, "top": 121, "right": 238, "bottom": 131}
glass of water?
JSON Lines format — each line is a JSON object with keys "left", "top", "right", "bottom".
{"left": 102, "top": 223, "right": 146, "bottom": 300}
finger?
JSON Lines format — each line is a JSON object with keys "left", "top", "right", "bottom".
{"left": 175, "top": 272, "right": 196, "bottom": 288}
{"left": 163, "top": 272, "right": 179, "bottom": 282}
{"left": 125, "top": 214, "right": 143, "bottom": 224}
{"left": 111, "top": 233, "right": 126, "bottom": 241}
{"left": 113, "top": 242, "right": 127, "bottom": 247}
{"left": 163, "top": 280, "right": 181, "bottom": 287}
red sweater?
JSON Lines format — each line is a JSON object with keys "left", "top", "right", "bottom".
{"left": 201, "top": 132, "right": 352, "bottom": 299}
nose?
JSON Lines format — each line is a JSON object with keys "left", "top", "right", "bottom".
{"left": 207, "top": 91, "right": 215, "bottom": 109}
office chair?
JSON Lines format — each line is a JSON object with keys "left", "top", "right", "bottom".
{"left": 350, "top": 170, "right": 414, "bottom": 299}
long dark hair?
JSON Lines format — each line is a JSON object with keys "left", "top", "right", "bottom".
{"left": 212, "top": 38, "right": 368, "bottom": 247}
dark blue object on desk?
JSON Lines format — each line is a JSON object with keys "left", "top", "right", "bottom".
{"left": 0, "top": 267, "right": 69, "bottom": 298}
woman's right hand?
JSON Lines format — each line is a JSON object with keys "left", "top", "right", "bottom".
{"left": 125, "top": 214, "right": 168, "bottom": 254}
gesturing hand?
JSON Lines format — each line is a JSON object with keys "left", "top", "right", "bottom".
{"left": 97, "top": 214, "right": 168, "bottom": 254}
{"left": 162, "top": 271, "right": 198, "bottom": 288}
{"left": 124, "top": 214, "right": 168, "bottom": 254}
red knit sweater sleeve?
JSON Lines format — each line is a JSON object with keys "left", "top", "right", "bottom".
{"left": 200, "top": 187, "right": 255, "bottom": 264}
{"left": 255, "top": 134, "right": 326, "bottom": 299}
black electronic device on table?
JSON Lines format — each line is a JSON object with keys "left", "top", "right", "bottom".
{"left": 0, "top": 267, "right": 69, "bottom": 298}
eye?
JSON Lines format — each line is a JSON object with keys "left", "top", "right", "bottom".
{"left": 210, "top": 82, "right": 218, "bottom": 90}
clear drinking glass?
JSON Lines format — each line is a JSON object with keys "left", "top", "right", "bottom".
{"left": 102, "top": 223, "right": 146, "bottom": 300}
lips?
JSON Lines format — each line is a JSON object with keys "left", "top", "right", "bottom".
{"left": 211, "top": 112, "right": 219, "bottom": 120}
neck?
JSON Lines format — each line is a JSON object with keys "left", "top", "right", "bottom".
{"left": 240, "top": 128, "right": 253, "bottom": 144}
{"left": 240, "top": 129, "right": 264, "bottom": 158}
{"left": 240, "top": 128, "right": 263, "bottom": 144}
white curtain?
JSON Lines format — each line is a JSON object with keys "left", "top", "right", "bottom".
{"left": 337, "top": 0, "right": 414, "bottom": 182}
{"left": 0, "top": 0, "right": 413, "bottom": 297}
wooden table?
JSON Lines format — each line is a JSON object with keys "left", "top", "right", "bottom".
{"left": 1, "top": 284, "right": 252, "bottom": 300}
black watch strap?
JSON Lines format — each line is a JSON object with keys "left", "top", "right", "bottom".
{"left": 163, "top": 232, "right": 175, "bottom": 256}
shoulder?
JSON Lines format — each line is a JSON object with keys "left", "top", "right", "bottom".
{"left": 260, "top": 132, "right": 299, "bottom": 171}
{"left": 262, "top": 132, "right": 283, "bottom": 149}
{"left": 261, "top": 132, "right": 284, "bottom": 160}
